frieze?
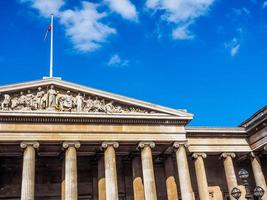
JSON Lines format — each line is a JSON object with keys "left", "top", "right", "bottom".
{"left": 0, "top": 85, "right": 155, "bottom": 114}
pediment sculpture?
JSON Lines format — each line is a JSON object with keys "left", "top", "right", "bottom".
{"left": 0, "top": 85, "right": 154, "bottom": 114}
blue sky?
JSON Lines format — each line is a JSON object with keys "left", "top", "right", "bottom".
{"left": 0, "top": 0, "right": 267, "bottom": 126}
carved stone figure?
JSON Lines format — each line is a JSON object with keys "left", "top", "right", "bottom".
{"left": 36, "top": 87, "right": 45, "bottom": 109}
{"left": 61, "top": 91, "right": 73, "bottom": 112}
{"left": 105, "top": 101, "right": 115, "bottom": 113}
{"left": 11, "top": 97, "right": 19, "bottom": 110}
{"left": 47, "top": 85, "right": 57, "bottom": 109}
{"left": 25, "top": 90, "right": 33, "bottom": 110}
{"left": 0, "top": 86, "right": 153, "bottom": 114}
{"left": 75, "top": 93, "right": 84, "bottom": 112}
{"left": 18, "top": 91, "right": 27, "bottom": 109}
{"left": 1, "top": 94, "right": 11, "bottom": 110}
{"left": 84, "top": 97, "right": 93, "bottom": 112}
{"left": 115, "top": 106, "right": 123, "bottom": 113}
{"left": 55, "top": 91, "right": 63, "bottom": 111}
{"left": 93, "top": 97, "right": 102, "bottom": 112}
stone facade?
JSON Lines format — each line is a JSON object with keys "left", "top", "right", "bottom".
{"left": 0, "top": 78, "right": 266, "bottom": 200}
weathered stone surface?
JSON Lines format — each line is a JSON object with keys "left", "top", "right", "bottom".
{"left": 173, "top": 142, "right": 195, "bottom": 200}
{"left": 221, "top": 153, "right": 237, "bottom": 200}
{"left": 0, "top": 79, "right": 193, "bottom": 119}
{"left": 138, "top": 142, "right": 157, "bottom": 200}
{"left": 63, "top": 142, "right": 80, "bottom": 200}
{"left": 164, "top": 156, "right": 179, "bottom": 200}
{"left": 0, "top": 78, "right": 266, "bottom": 200}
{"left": 251, "top": 154, "right": 267, "bottom": 200}
{"left": 192, "top": 153, "right": 209, "bottom": 200}
{"left": 21, "top": 143, "right": 37, "bottom": 200}
{"left": 98, "top": 157, "right": 106, "bottom": 200}
{"left": 102, "top": 142, "right": 119, "bottom": 200}
{"left": 208, "top": 186, "right": 223, "bottom": 200}
{"left": 132, "top": 156, "right": 145, "bottom": 200}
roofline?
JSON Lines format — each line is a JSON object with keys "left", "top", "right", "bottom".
{"left": 186, "top": 126, "right": 246, "bottom": 134}
{"left": 0, "top": 78, "right": 193, "bottom": 119}
{"left": 239, "top": 106, "right": 267, "bottom": 130}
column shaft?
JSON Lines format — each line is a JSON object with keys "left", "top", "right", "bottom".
{"left": 103, "top": 143, "right": 119, "bottom": 200}
{"left": 61, "top": 158, "right": 65, "bottom": 200}
{"left": 221, "top": 153, "right": 237, "bottom": 200}
{"left": 21, "top": 145, "right": 37, "bottom": 200}
{"left": 98, "top": 156, "right": 106, "bottom": 200}
{"left": 164, "top": 156, "right": 179, "bottom": 200}
{"left": 251, "top": 155, "right": 267, "bottom": 200}
{"left": 63, "top": 142, "right": 80, "bottom": 200}
{"left": 139, "top": 142, "right": 157, "bottom": 200}
{"left": 174, "top": 143, "right": 195, "bottom": 200}
{"left": 193, "top": 154, "right": 209, "bottom": 200}
{"left": 132, "top": 156, "right": 145, "bottom": 200}
{"left": 65, "top": 146, "right": 78, "bottom": 200}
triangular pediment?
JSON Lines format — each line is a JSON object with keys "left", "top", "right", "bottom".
{"left": 0, "top": 78, "right": 193, "bottom": 120}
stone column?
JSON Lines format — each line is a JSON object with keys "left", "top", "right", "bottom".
{"left": 20, "top": 142, "right": 39, "bottom": 200}
{"left": 173, "top": 142, "right": 195, "bottom": 200}
{"left": 138, "top": 142, "right": 157, "bottom": 200}
{"left": 101, "top": 142, "right": 119, "bottom": 200}
{"left": 220, "top": 153, "right": 237, "bottom": 200}
{"left": 251, "top": 153, "right": 267, "bottom": 200}
{"left": 98, "top": 156, "right": 106, "bottom": 200}
{"left": 164, "top": 156, "right": 179, "bottom": 200}
{"left": 63, "top": 142, "right": 80, "bottom": 200}
{"left": 192, "top": 153, "right": 209, "bottom": 200}
{"left": 132, "top": 156, "right": 145, "bottom": 200}
{"left": 61, "top": 157, "right": 65, "bottom": 200}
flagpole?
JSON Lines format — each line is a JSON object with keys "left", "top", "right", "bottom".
{"left": 49, "top": 14, "right": 54, "bottom": 78}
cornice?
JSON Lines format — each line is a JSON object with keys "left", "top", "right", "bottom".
{"left": 185, "top": 126, "right": 247, "bottom": 137}
{"left": 239, "top": 106, "right": 267, "bottom": 133}
{"left": 0, "top": 113, "right": 188, "bottom": 125}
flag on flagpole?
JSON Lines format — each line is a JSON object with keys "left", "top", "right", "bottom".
{"left": 42, "top": 14, "right": 57, "bottom": 79}
{"left": 44, "top": 24, "right": 52, "bottom": 41}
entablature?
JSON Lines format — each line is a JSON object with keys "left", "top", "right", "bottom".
{"left": 185, "top": 127, "right": 251, "bottom": 153}
{"left": 186, "top": 126, "right": 246, "bottom": 137}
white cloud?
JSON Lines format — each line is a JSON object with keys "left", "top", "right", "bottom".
{"left": 230, "top": 43, "right": 240, "bottom": 56}
{"left": 263, "top": 1, "right": 267, "bottom": 8}
{"left": 108, "top": 54, "right": 129, "bottom": 66}
{"left": 225, "top": 37, "right": 240, "bottom": 57}
{"left": 21, "top": 0, "right": 65, "bottom": 17}
{"left": 243, "top": 8, "right": 250, "bottom": 15}
{"left": 105, "top": 0, "right": 138, "bottom": 21}
{"left": 146, "top": 0, "right": 215, "bottom": 40}
{"left": 21, "top": 1, "right": 116, "bottom": 52}
{"left": 232, "top": 8, "right": 250, "bottom": 16}
{"left": 60, "top": 2, "right": 116, "bottom": 52}
{"left": 172, "top": 24, "right": 194, "bottom": 40}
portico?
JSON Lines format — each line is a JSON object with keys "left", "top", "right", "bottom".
{"left": 0, "top": 78, "right": 266, "bottom": 200}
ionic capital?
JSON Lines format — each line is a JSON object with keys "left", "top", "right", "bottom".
{"left": 173, "top": 141, "right": 189, "bottom": 150}
{"left": 220, "top": 152, "right": 236, "bottom": 159}
{"left": 101, "top": 142, "right": 119, "bottom": 150}
{"left": 20, "top": 141, "right": 39, "bottom": 149}
{"left": 62, "top": 141, "right": 81, "bottom": 149}
{"left": 249, "top": 152, "right": 263, "bottom": 159}
{"left": 250, "top": 152, "right": 256, "bottom": 158}
{"left": 137, "top": 142, "right": 155, "bottom": 150}
{"left": 192, "top": 153, "right": 207, "bottom": 159}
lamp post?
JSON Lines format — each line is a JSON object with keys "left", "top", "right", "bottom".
{"left": 254, "top": 186, "right": 265, "bottom": 200}
{"left": 231, "top": 187, "right": 242, "bottom": 200}
{"left": 238, "top": 169, "right": 253, "bottom": 200}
